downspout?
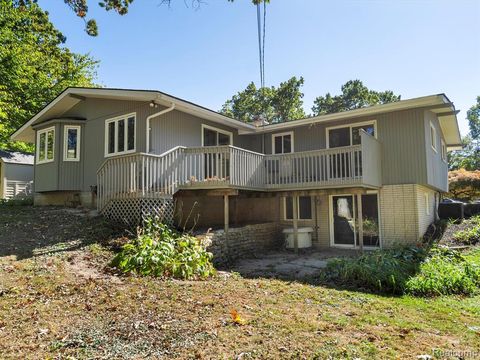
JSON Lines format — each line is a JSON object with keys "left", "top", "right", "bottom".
{"left": 146, "top": 102, "right": 176, "bottom": 153}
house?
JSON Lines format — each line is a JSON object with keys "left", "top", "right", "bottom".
{"left": 0, "top": 149, "right": 34, "bottom": 200}
{"left": 10, "top": 87, "right": 461, "bottom": 250}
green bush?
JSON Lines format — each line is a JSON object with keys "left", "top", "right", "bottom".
{"left": 111, "top": 218, "right": 215, "bottom": 280}
{"left": 453, "top": 216, "right": 480, "bottom": 245}
{"left": 0, "top": 197, "right": 33, "bottom": 206}
{"left": 405, "top": 248, "right": 480, "bottom": 296}
{"left": 325, "top": 246, "right": 426, "bottom": 294}
{"left": 325, "top": 246, "right": 480, "bottom": 296}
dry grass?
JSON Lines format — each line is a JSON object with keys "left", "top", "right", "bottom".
{"left": 0, "top": 206, "right": 479, "bottom": 359}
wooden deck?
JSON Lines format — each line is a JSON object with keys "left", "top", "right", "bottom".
{"left": 97, "top": 132, "right": 382, "bottom": 212}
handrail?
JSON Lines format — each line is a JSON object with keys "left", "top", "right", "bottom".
{"left": 97, "top": 142, "right": 381, "bottom": 212}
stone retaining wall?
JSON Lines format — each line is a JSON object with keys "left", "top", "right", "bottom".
{"left": 200, "top": 223, "right": 283, "bottom": 267}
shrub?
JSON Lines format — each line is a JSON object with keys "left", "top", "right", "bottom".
{"left": 325, "top": 246, "right": 426, "bottom": 294}
{"left": 448, "top": 169, "right": 480, "bottom": 201}
{"left": 453, "top": 215, "right": 480, "bottom": 245}
{"left": 405, "top": 247, "right": 480, "bottom": 296}
{"left": 111, "top": 218, "right": 215, "bottom": 280}
{"left": 325, "top": 246, "right": 480, "bottom": 296}
{"left": 0, "top": 197, "right": 33, "bottom": 206}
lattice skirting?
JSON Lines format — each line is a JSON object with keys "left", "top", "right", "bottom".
{"left": 102, "top": 197, "right": 175, "bottom": 225}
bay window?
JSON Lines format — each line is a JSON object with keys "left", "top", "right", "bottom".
{"left": 64, "top": 125, "right": 80, "bottom": 161}
{"left": 37, "top": 126, "right": 55, "bottom": 164}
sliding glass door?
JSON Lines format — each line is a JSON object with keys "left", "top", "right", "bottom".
{"left": 330, "top": 193, "right": 380, "bottom": 248}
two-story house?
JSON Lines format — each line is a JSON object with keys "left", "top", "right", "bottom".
{"left": 11, "top": 88, "right": 461, "bottom": 250}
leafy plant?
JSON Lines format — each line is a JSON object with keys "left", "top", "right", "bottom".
{"left": 405, "top": 248, "right": 480, "bottom": 296}
{"left": 111, "top": 218, "right": 215, "bottom": 280}
{"left": 325, "top": 246, "right": 426, "bottom": 294}
{"left": 325, "top": 246, "right": 480, "bottom": 296}
{"left": 452, "top": 216, "right": 480, "bottom": 245}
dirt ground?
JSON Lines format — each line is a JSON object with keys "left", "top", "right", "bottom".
{"left": 1, "top": 206, "right": 479, "bottom": 359}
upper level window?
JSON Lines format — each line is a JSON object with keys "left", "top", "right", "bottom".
{"left": 327, "top": 121, "right": 376, "bottom": 148}
{"left": 441, "top": 139, "right": 447, "bottom": 162}
{"left": 430, "top": 122, "right": 437, "bottom": 152}
{"left": 285, "top": 196, "right": 313, "bottom": 220}
{"left": 64, "top": 125, "right": 80, "bottom": 161}
{"left": 105, "top": 113, "right": 136, "bottom": 157}
{"left": 272, "top": 132, "right": 293, "bottom": 154}
{"left": 202, "top": 124, "right": 232, "bottom": 146}
{"left": 37, "top": 126, "right": 55, "bottom": 164}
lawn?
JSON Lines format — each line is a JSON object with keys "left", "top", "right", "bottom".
{"left": 0, "top": 207, "right": 479, "bottom": 359}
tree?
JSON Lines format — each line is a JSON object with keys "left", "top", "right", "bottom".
{"left": 467, "top": 96, "right": 480, "bottom": 139}
{"left": 55, "top": 0, "right": 270, "bottom": 36}
{"left": 448, "top": 169, "right": 480, "bottom": 201}
{"left": 220, "top": 76, "right": 306, "bottom": 124}
{"left": 311, "top": 80, "right": 401, "bottom": 115}
{"left": 448, "top": 97, "right": 480, "bottom": 171}
{"left": 0, "top": 0, "right": 98, "bottom": 151}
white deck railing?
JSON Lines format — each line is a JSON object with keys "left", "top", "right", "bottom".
{"left": 97, "top": 132, "right": 381, "bottom": 212}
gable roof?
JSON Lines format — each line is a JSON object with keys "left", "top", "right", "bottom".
{"left": 10, "top": 87, "right": 462, "bottom": 149}
{"left": 0, "top": 149, "right": 34, "bottom": 165}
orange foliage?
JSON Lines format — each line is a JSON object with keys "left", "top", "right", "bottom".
{"left": 448, "top": 169, "right": 480, "bottom": 200}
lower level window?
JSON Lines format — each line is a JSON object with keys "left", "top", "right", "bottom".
{"left": 37, "top": 126, "right": 55, "bottom": 164}
{"left": 285, "top": 196, "right": 313, "bottom": 220}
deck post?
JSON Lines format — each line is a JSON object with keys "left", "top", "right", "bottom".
{"left": 292, "top": 194, "right": 299, "bottom": 255}
{"left": 224, "top": 194, "right": 230, "bottom": 259}
{"left": 357, "top": 193, "right": 364, "bottom": 252}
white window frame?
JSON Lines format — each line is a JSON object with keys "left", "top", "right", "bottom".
{"left": 201, "top": 124, "right": 233, "bottom": 146}
{"left": 283, "top": 196, "right": 313, "bottom": 220}
{"left": 326, "top": 120, "right": 377, "bottom": 149}
{"left": 104, "top": 113, "right": 136, "bottom": 157}
{"left": 328, "top": 191, "right": 382, "bottom": 249}
{"left": 272, "top": 131, "right": 294, "bottom": 154}
{"left": 430, "top": 122, "right": 437, "bottom": 152}
{"left": 425, "top": 193, "right": 430, "bottom": 215}
{"left": 36, "top": 126, "right": 55, "bottom": 164}
{"left": 441, "top": 138, "right": 447, "bottom": 162}
{"left": 63, "top": 125, "right": 81, "bottom": 162}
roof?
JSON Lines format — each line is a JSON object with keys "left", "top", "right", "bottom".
{"left": 0, "top": 149, "right": 34, "bottom": 165}
{"left": 10, "top": 87, "right": 462, "bottom": 149}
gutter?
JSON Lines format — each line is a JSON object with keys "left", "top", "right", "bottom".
{"left": 146, "top": 102, "right": 176, "bottom": 153}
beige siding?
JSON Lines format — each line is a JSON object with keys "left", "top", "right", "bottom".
{"left": 316, "top": 195, "right": 330, "bottom": 248}
{"left": 424, "top": 111, "right": 449, "bottom": 192}
{"left": 379, "top": 184, "right": 419, "bottom": 247}
{"left": 416, "top": 185, "right": 437, "bottom": 238}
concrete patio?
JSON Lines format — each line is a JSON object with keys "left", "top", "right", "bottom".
{"left": 230, "top": 248, "right": 358, "bottom": 280}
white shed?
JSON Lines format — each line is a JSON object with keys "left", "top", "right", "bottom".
{"left": 0, "top": 150, "right": 34, "bottom": 199}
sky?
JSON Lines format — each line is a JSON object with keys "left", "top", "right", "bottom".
{"left": 38, "top": 0, "right": 480, "bottom": 135}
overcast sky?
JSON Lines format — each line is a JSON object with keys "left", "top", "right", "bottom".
{"left": 39, "top": 0, "right": 480, "bottom": 134}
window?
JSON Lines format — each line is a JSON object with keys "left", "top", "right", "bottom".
{"left": 430, "top": 122, "right": 437, "bottom": 152}
{"left": 64, "top": 126, "right": 80, "bottom": 161}
{"left": 441, "top": 139, "right": 447, "bottom": 162}
{"left": 425, "top": 193, "right": 430, "bottom": 215}
{"left": 105, "top": 113, "right": 136, "bottom": 156}
{"left": 36, "top": 126, "right": 55, "bottom": 164}
{"left": 272, "top": 132, "right": 293, "bottom": 154}
{"left": 285, "top": 196, "right": 312, "bottom": 220}
{"left": 201, "top": 124, "right": 232, "bottom": 146}
{"left": 327, "top": 121, "right": 376, "bottom": 148}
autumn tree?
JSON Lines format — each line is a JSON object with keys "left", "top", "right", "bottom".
{"left": 0, "top": 0, "right": 98, "bottom": 151}
{"left": 311, "top": 80, "right": 401, "bottom": 115}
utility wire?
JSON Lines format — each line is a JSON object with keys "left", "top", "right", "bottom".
{"left": 256, "top": 3, "right": 263, "bottom": 89}
{"left": 262, "top": 0, "right": 266, "bottom": 89}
